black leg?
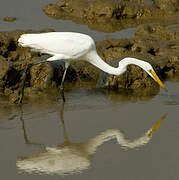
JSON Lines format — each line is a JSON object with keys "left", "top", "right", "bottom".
{"left": 19, "top": 60, "right": 47, "bottom": 104}
{"left": 60, "top": 62, "right": 69, "bottom": 102}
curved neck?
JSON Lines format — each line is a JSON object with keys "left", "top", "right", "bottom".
{"left": 119, "top": 57, "right": 148, "bottom": 72}
{"left": 86, "top": 51, "right": 122, "bottom": 75}
{"left": 86, "top": 51, "right": 148, "bottom": 76}
{"left": 86, "top": 113, "right": 166, "bottom": 154}
{"left": 86, "top": 129, "right": 151, "bottom": 154}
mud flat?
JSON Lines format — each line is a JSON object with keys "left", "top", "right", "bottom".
{"left": 43, "top": 0, "right": 179, "bottom": 32}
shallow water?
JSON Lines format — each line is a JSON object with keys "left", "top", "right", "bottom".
{"left": 0, "top": 0, "right": 179, "bottom": 179}
{"left": 0, "top": 0, "right": 135, "bottom": 40}
{"left": 0, "top": 82, "right": 179, "bottom": 179}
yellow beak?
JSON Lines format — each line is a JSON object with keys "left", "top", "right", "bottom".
{"left": 148, "top": 114, "right": 167, "bottom": 137}
{"left": 149, "top": 70, "right": 167, "bottom": 91}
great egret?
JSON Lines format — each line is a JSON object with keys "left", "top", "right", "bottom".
{"left": 16, "top": 104, "right": 166, "bottom": 175}
{"left": 18, "top": 32, "right": 167, "bottom": 103}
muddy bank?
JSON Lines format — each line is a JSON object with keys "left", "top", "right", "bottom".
{"left": 43, "top": 0, "right": 179, "bottom": 32}
{"left": 0, "top": 23, "right": 179, "bottom": 103}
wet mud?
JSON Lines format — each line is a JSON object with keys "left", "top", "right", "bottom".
{"left": 43, "top": 0, "right": 179, "bottom": 32}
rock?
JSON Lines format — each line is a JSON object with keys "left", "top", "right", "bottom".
{"left": 0, "top": 30, "right": 54, "bottom": 101}
{"left": 30, "top": 63, "right": 55, "bottom": 89}
{"left": 135, "top": 23, "right": 179, "bottom": 41}
{"left": 153, "top": 0, "right": 179, "bottom": 11}
{"left": 3, "top": 17, "right": 16, "bottom": 22}
{"left": 43, "top": 0, "right": 178, "bottom": 32}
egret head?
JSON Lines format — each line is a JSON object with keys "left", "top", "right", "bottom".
{"left": 119, "top": 58, "right": 167, "bottom": 91}
{"left": 144, "top": 63, "right": 167, "bottom": 91}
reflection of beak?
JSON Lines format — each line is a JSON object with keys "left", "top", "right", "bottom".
{"left": 149, "top": 70, "right": 167, "bottom": 91}
{"left": 148, "top": 114, "right": 167, "bottom": 137}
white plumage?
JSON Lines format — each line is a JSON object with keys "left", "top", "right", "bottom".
{"left": 18, "top": 32, "right": 94, "bottom": 59}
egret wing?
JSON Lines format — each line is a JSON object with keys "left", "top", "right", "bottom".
{"left": 18, "top": 32, "right": 94, "bottom": 59}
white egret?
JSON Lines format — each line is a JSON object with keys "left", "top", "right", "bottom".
{"left": 18, "top": 32, "right": 167, "bottom": 103}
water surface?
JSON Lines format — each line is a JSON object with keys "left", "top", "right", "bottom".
{"left": 0, "top": 0, "right": 135, "bottom": 41}
{"left": 0, "top": 82, "right": 179, "bottom": 179}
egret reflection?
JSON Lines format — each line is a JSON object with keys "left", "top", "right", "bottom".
{"left": 17, "top": 104, "right": 166, "bottom": 176}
